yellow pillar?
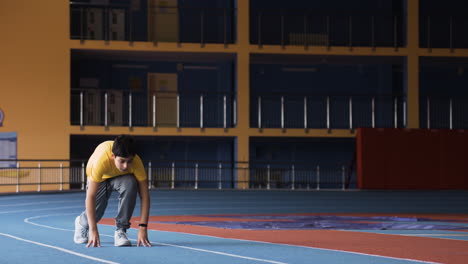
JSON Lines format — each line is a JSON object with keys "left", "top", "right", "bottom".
{"left": 406, "top": 0, "right": 419, "bottom": 128}
{"left": 236, "top": 0, "right": 250, "bottom": 188}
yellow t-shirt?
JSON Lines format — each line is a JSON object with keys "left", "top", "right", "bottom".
{"left": 86, "top": 141, "right": 147, "bottom": 182}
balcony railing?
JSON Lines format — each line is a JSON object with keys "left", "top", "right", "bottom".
{"left": 251, "top": 94, "right": 406, "bottom": 130}
{"left": 0, "top": 160, "right": 354, "bottom": 193}
{"left": 420, "top": 95, "right": 468, "bottom": 129}
{"left": 252, "top": 10, "right": 404, "bottom": 48}
{"left": 69, "top": 2, "right": 236, "bottom": 45}
{"left": 71, "top": 89, "right": 236, "bottom": 129}
{"left": 420, "top": 15, "right": 468, "bottom": 49}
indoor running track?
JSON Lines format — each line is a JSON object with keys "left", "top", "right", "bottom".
{"left": 1, "top": 190, "right": 468, "bottom": 264}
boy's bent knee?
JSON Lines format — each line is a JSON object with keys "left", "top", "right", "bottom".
{"left": 115, "top": 174, "right": 138, "bottom": 192}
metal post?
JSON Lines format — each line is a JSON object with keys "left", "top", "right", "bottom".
{"left": 80, "top": 7, "right": 84, "bottom": 42}
{"left": 291, "top": 165, "right": 295, "bottom": 190}
{"left": 371, "top": 16, "right": 375, "bottom": 49}
{"left": 281, "top": 96, "right": 285, "bottom": 129}
{"left": 129, "top": 6, "right": 133, "bottom": 43}
{"left": 449, "top": 98, "right": 453, "bottom": 130}
{"left": 223, "top": 8, "right": 227, "bottom": 47}
{"left": 38, "top": 163, "right": 41, "bottom": 192}
{"left": 80, "top": 91, "right": 84, "bottom": 128}
{"left": 258, "top": 11, "right": 262, "bottom": 47}
{"left": 148, "top": 162, "right": 152, "bottom": 190}
{"left": 349, "top": 96, "right": 353, "bottom": 130}
{"left": 200, "top": 10, "right": 205, "bottom": 47}
{"left": 195, "top": 163, "right": 199, "bottom": 190}
{"left": 280, "top": 10, "right": 285, "bottom": 48}
{"left": 243, "top": 165, "right": 247, "bottom": 189}
{"left": 342, "top": 165, "right": 346, "bottom": 190}
{"left": 258, "top": 96, "right": 262, "bottom": 129}
{"left": 304, "top": 96, "right": 308, "bottom": 129}
{"left": 177, "top": 94, "right": 180, "bottom": 128}
{"left": 104, "top": 7, "right": 109, "bottom": 42}
{"left": 403, "top": 100, "right": 407, "bottom": 128}
{"left": 304, "top": 14, "right": 308, "bottom": 49}
{"left": 223, "top": 95, "right": 227, "bottom": 129}
{"left": 218, "top": 163, "right": 222, "bottom": 190}
{"left": 104, "top": 92, "right": 108, "bottom": 127}
{"left": 394, "top": 97, "right": 398, "bottom": 128}
{"left": 348, "top": 15, "right": 352, "bottom": 48}
{"left": 326, "top": 96, "right": 330, "bottom": 130}
{"left": 60, "top": 163, "right": 63, "bottom": 191}
{"left": 326, "top": 16, "right": 331, "bottom": 49}
{"left": 449, "top": 16, "right": 453, "bottom": 51}
{"left": 393, "top": 15, "right": 398, "bottom": 50}
{"left": 233, "top": 97, "right": 237, "bottom": 126}
{"left": 171, "top": 162, "right": 175, "bottom": 189}
{"left": 16, "top": 162, "right": 20, "bottom": 193}
{"left": 427, "top": 96, "right": 430, "bottom": 129}
{"left": 81, "top": 162, "right": 85, "bottom": 191}
{"left": 153, "top": 94, "right": 156, "bottom": 128}
{"left": 427, "top": 16, "right": 431, "bottom": 50}
{"left": 267, "top": 164, "right": 271, "bottom": 190}
{"left": 129, "top": 93, "right": 132, "bottom": 128}
{"left": 316, "top": 165, "right": 320, "bottom": 190}
{"left": 176, "top": 7, "right": 181, "bottom": 46}
{"left": 200, "top": 95, "right": 204, "bottom": 128}
{"left": 372, "top": 97, "right": 375, "bottom": 128}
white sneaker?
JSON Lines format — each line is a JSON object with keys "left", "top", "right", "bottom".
{"left": 74, "top": 216, "right": 88, "bottom": 244}
{"left": 114, "top": 230, "right": 132, "bottom": 247}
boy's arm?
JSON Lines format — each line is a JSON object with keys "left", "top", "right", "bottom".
{"left": 137, "top": 179, "right": 152, "bottom": 247}
{"left": 86, "top": 180, "right": 101, "bottom": 247}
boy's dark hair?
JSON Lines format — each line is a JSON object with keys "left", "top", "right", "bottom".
{"left": 112, "top": 135, "right": 136, "bottom": 158}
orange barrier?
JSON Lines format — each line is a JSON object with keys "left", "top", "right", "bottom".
{"left": 357, "top": 128, "right": 468, "bottom": 189}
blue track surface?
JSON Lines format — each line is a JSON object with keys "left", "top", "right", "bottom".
{"left": 1, "top": 190, "right": 467, "bottom": 264}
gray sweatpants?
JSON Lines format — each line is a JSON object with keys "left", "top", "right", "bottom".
{"left": 78, "top": 174, "right": 138, "bottom": 231}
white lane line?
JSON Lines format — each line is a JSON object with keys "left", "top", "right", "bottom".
{"left": 0, "top": 198, "right": 119, "bottom": 208}
{"left": 400, "top": 234, "right": 468, "bottom": 236}
{"left": 0, "top": 193, "right": 84, "bottom": 201}
{"left": 25, "top": 213, "right": 78, "bottom": 231}
{"left": 154, "top": 241, "right": 288, "bottom": 264}
{"left": 24, "top": 214, "right": 289, "bottom": 264}
{"left": 151, "top": 229, "right": 442, "bottom": 264}
{"left": 0, "top": 205, "right": 84, "bottom": 214}
{"left": 24, "top": 214, "right": 443, "bottom": 264}
{"left": 0, "top": 232, "right": 120, "bottom": 264}
{"left": 0, "top": 200, "right": 81, "bottom": 207}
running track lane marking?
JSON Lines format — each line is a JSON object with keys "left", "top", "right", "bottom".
{"left": 24, "top": 214, "right": 289, "bottom": 264}
{"left": 152, "top": 229, "right": 442, "bottom": 264}
{"left": 25, "top": 214, "right": 441, "bottom": 264}
{"left": 0, "top": 233, "right": 120, "bottom": 264}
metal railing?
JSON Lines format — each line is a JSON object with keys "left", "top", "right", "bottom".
{"left": 252, "top": 94, "right": 406, "bottom": 130}
{"left": 252, "top": 10, "right": 404, "bottom": 49}
{"left": 71, "top": 89, "right": 236, "bottom": 129}
{"left": 420, "top": 95, "right": 468, "bottom": 129}
{"left": 69, "top": 2, "right": 236, "bottom": 45}
{"left": 421, "top": 15, "right": 468, "bottom": 50}
{"left": 0, "top": 160, "right": 355, "bottom": 193}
